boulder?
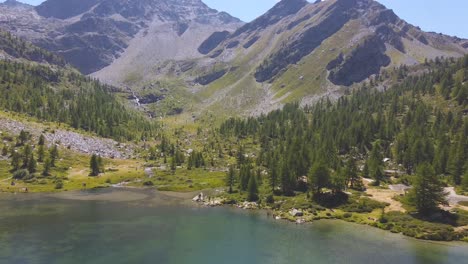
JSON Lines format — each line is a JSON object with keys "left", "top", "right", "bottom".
{"left": 290, "top": 209, "right": 304, "bottom": 217}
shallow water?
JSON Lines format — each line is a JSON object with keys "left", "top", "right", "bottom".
{"left": 0, "top": 189, "right": 467, "bottom": 264}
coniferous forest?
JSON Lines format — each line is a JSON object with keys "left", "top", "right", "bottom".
{"left": 0, "top": 59, "right": 158, "bottom": 141}
{"left": 219, "top": 55, "right": 468, "bottom": 207}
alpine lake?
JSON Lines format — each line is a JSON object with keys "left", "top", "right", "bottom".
{"left": 0, "top": 188, "right": 467, "bottom": 264}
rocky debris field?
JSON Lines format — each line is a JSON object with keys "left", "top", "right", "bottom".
{"left": 0, "top": 116, "right": 134, "bottom": 159}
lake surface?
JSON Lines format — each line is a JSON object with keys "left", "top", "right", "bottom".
{"left": 0, "top": 189, "right": 467, "bottom": 264}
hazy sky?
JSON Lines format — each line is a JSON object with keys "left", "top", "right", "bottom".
{"left": 3, "top": 0, "right": 467, "bottom": 38}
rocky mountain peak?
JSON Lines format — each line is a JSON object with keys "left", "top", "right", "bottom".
{"left": 0, "top": 0, "right": 242, "bottom": 74}
{"left": 0, "top": 0, "right": 31, "bottom": 8}
{"left": 231, "top": 0, "right": 307, "bottom": 37}
{"left": 0, "top": 0, "right": 28, "bottom": 6}
{"left": 35, "top": 0, "right": 241, "bottom": 24}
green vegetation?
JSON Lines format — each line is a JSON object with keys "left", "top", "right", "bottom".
{"left": 214, "top": 55, "right": 468, "bottom": 241}
{"left": 408, "top": 163, "right": 448, "bottom": 215}
{"left": 89, "top": 154, "right": 104, "bottom": 177}
{"left": 0, "top": 30, "right": 66, "bottom": 66}
{"left": 0, "top": 60, "right": 158, "bottom": 141}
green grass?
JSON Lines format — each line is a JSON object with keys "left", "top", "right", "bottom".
{"left": 376, "top": 211, "right": 465, "bottom": 241}
{"left": 0, "top": 146, "right": 149, "bottom": 193}
{"left": 152, "top": 167, "right": 225, "bottom": 192}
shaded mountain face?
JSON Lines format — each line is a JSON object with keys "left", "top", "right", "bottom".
{"left": 0, "top": 29, "right": 66, "bottom": 66}
{"left": 0, "top": 0, "right": 242, "bottom": 74}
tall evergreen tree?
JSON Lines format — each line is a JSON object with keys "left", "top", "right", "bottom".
{"left": 225, "top": 165, "right": 236, "bottom": 194}
{"left": 411, "top": 163, "right": 447, "bottom": 215}
{"left": 308, "top": 163, "right": 330, "bottom": 194}
{"left": 90, "top": 154, "right": 100, "bottom": 176}
{"left": 27, "top": 153, "right": 37, "bottom": 173}
{"left": 42, "top": 158, "right": 51, "bottom": 176}
{"left": 247, "top": 173, "right": 259, "bottom": 202}
{"left": 49, "top": 145, "right": 59, "bottom": 167}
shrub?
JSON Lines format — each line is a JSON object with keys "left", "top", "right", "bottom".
{"left": 143, "top": 181, "right": 154, "bottom": 186}
{"left": 343, "top": 213, "right": 352, "bottom": 218}
{"left": 55, "top": 180, "right": 63, "bottom": 189}
{"left": 13, "top": 169, "right": 31, "bottom": 180}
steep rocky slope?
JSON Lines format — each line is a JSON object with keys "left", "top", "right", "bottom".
{"left": 131, "top": 0, "right": 466, "bottom": 117}
{"left": 0, "top": 0, "right": 242, "bottom": 74}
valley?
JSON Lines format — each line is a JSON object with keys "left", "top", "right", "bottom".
{"left": 0, "top": 0, "right": 467, "bottom": 253}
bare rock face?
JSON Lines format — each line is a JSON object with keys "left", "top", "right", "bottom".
{"left": 0, "top": 0, "right": 242, "bottom": 74}
{"left": 328, "top": 36, "right": 391, "bottom": 86}
{"left": 196, "top": 0, "right": 467, "bottom": 87}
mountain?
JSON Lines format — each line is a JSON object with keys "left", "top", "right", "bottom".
{"left": 163, "top": 0, "right": 466, "bottom": 116}
{"left": 1, "top": 0, "right": 466, "bottom": 118}
{"left": 91, "top": 0, "right": 466, "bottom": 118}
{"left": 0, "top": 0, "right": 242, "bottom": 74}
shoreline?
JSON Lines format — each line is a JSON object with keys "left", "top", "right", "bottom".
{"left": 1, "top": 186, "right": 467, "bottom": 243}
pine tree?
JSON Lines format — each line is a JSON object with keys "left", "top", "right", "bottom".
{"left": 345, "top": 158, "right": 359, "bottom": 189}
{"left": 331, "top": 168, "right": 347, "bottom": 194}
{"left": 37, "top": 145, "right": 45, "bottom": 162}
{"left": 22, "top": 144, "right": 32, "bottom": 169}
{"left": 247, "top": 174, "right": 259, "bottom": 202}
{"left": 38, "top": 134, "right": 45, "bottom": 146}
{"left": 411, "top": 163, "right": 447, "bottom": 215}
{"left": 368, "top": 143, "right": 384, "bottom": 185}
{"left": 11, "top": 151, "right": 20, "bottom": 172}
{"left": 42, "top": 158, "right": 51, "bottom": 176}
{"left": 170, "top": 156, "right": 176, "bottom": 172}
{"left": 90, "top": 154, "right": 100, "bottom": 176}
{"left": 18, "top": 130, "right": 29, "bottom": 146}
{"left": 269, "top": 164, "right": 278, "bottom": 193}
{"left": 27, "top": 153, "right": 37, "bottom": 173}
{"left": 225, "top": 165, "right": 236, "bottom": 194}
{"left": 308, "top": 162, "right": 330, "bottom": 194}
{"left": 49, "top": 145, "right": 59, "bottom": 167}
{"left": 462, "top": 170, "right": 468, "bottom": 191}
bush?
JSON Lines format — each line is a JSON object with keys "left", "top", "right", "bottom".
{"left": 13, "top": 169, "right": 31, "bottom": 180}
{"left": 340, "top": 197, "right": 388, "bottom": 213}
{"left": 313, "top": 192, "right": 349, "bottom": 208}
{"left": 343, "top": 213, "right": 352, "bottom": 218}
{"left": 55, "top": 180, "right": 63, "bottom": 189}
{"left": 143, "top": 181, "right": 154, "bottom": 186}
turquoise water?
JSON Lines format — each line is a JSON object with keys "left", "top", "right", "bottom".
{"left": 0, "top": 189, "right": 467, "bottom": 264}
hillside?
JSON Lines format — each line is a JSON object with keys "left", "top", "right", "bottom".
{"left": 0, "top": 31, "right": 158, "bottom": 142}
{"left": 92, "top": 0, "right": 467, "bottom": 119}
{"left": 0, "top": 29, "right": 66, "bottom": 66}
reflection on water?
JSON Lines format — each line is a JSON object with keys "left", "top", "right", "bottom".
{"left": 0, "top": 188, "right": 467, "bottom": 264}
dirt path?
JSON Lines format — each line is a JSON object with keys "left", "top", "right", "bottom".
{"left": 366, "top": 188, "right": 406, "bottom": 213}
{"left": 445, "top": 187, "right": 468, "bottom": 205}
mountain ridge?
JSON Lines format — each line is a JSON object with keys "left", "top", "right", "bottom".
{"left": 0, "top": 0, "right": 243, "bottom": 74}
{"left": 0, "top": 0, "right": 466, "bottom": 118}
